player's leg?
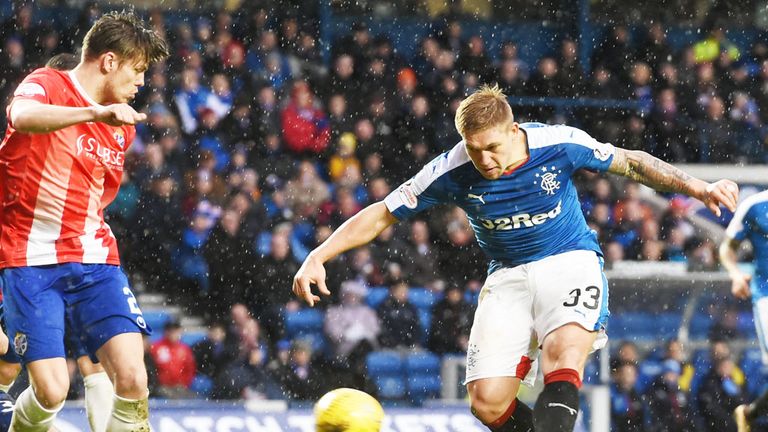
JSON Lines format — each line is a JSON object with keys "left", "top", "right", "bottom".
{"left": 66, "top": 265, "right": 151, "bottom": 432}
{"left": 2, "top": 267, "right": 70, "bottom": 432}
{"left": 530, "top": 250, "right": 609, "bottom": 432}
{"left": 465, "top": 267, "right": 536, "bottom": 432}
{"left": 78, "top": 356, "right": 113, "bottom": 432}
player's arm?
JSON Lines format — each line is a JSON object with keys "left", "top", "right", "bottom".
{"left": 10, "top": 99, "right": 146, "bottom": 134}
{"left": 607, "top": 148, "right": 738, "bottom": 217}
{"left": 293, "top": 201, "right": 399, "bottom": 306}
{"left": 719, "top": 238, "right": 751, "bottom": 300}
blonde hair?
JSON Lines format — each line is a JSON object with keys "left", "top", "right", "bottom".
{"left": 454, "top": 84, "right": 513, "bottom": 138}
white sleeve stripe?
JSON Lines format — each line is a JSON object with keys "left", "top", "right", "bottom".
{"left": 409, "top": 142, "right": 470, "bottom": 195}
{"left": 726, "top": 190, "right": 768, "bottom": 238}
{"left": 524, "top": 124, "right": 614, "bottom": 151}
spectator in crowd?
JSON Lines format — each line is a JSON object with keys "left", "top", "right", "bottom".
{"left": 698, "top": 355, "right": 748, "bottom": 431}
{"left": 377, "top": 278, "right": 421, "bottom": 349}
{"left": 150, "top": 320, "right": 197, "bottom": 399}
{"left": 273, "top": 340, "right": 324, "bottom": 401}
{"left": 324, "top": 280, "right": 380, "bottom": 387}
{"left": 646, "top": 359, "right": 696, "bottom": 432}
{"left": 610, "top": 362, "right": 646, "bottom": 432}
{"left": 192, "top": 321, "right": 235, "bottom": 380}
{"left": 402, "top": 220, "right": 441, "bottom": 288}
{"left": 428, "top": 285, "right": 474, "bottom": 354}
{"left": 280, "top": 81, "right": 331, "bottom": 156}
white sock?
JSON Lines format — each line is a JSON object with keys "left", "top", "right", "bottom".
{"left": 0, "top": 382, "right": 14, "bottom": 393}
{"left": 10, "top": 386, "right": 63, "bottom": 432}
{"left": 106, "top": 393, "right": 151, "bottom": 432}
{"left": 83, "top": 372, "right": 113, "bottom": 432}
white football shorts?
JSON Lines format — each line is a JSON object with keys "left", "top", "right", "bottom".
{"left": 752, "top": 297, "right": 768, "bottom": 365}
{"left": 464, "top": 249, "right": 609, "bottom": 386}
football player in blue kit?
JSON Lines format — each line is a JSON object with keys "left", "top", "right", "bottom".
{"left": 721, "top": 190, "right": 768, "bottom": 432}
{"left": 293, "top": 85, "right": 739, "bottom": 432}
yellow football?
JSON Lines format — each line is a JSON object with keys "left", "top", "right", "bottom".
{"left": 314, "top": 388, "right": 385, "bottom": 432}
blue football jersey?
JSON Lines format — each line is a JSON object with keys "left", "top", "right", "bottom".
{"left": 384, "top": 123, "right": 616, "bottom": 273}
{"left": 726, "top": 190, "right": 768, "bottom": 299}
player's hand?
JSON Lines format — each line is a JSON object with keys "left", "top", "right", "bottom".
{"left": 730, "top": 272, "right": 752, "bottom": 300}
{"left": 92, "top": 104, "right": 147, "bottom": 126}
{"left": 701, "top": 179, "right": 739, "bottom": 217}
{"left": 292, "top": 255, "right": 331, "bottom": 307}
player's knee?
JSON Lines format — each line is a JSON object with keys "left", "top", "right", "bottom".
{"left": 468, "top": 385, "right": 511, "bottom": 424}
{"left": 33, "top": 378, "right": 69, "bottom": 409}
{"left": 113, "top": 364, "right": 148, "bottom": 396}
{"left": 0, "top": 361, "right": 21, "bottom": 385}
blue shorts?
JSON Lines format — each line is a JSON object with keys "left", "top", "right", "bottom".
{"left": 0, "top": 303, "right": 88, "bottom": 364}
{"left": 0, "top": 263, "right": 152, "bottom": 364}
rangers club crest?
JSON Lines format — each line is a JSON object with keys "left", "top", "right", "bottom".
{"left": 534, "top": 166, "right": 562, "bottom": 195}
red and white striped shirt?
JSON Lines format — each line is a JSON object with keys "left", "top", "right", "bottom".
{"left": 0, "top": 67, "right": 134, "bottom": 268}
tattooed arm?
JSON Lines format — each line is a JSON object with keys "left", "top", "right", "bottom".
{"left": 607, "top": 148, "right": 739, "bottom": 216}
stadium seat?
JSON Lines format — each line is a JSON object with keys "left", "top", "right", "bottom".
{"left": 418, "top": 310, "right": 431, "bottom": 344}
{"left": 741, "top": 348, "right": 768, "bottom": 397}
{"left": 366, "top": 286, "right": 389, "bottom": 308}
{"left": 409, "top": 288, "right": 442, "bottom": 310}
{"left": 738, "top": 311, "right": 757, "bottom": 338}
{"left": 181, "top": 331, "right": 207, "bottom": 347}
{"left": 143, "top": 311, "right": 171, "bottom": 333}
{"left": 374, "top": 375, "right": 406, "bottom": 400}
{"left": 190, "top": 374, "right": 213, "bottom": 398}
{"left": 404, "top": 351, "right": 441, "bottom": 375}
{"left": 406, "top": 374, "right": 441, "bottom": 405}
{"left": 637, "top": 359, "right": 663, "bottom": 393}
{"left": 366, "top": 351, "right": 404, "bottom": 375}
{"left": 284, "top": 308, "right": 324, "bottom": 336}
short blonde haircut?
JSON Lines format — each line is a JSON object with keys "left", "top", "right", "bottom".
{"left": 454, "top": 84, "right": 513, "bottom": 138}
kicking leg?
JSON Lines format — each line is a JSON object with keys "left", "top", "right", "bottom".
{"left": 468, "top": 377, "right": 533, "bottom": 431}
{"left": 534, "top": 323, "right": 596, "bottom": 432}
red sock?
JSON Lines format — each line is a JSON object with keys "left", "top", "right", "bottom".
{"left": 544, "top": 368, "right": 582, "bottom": 389}
{"left": 489, "top": 398, "right": 518, "bottom": 429}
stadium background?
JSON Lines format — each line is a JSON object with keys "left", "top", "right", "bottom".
{"left": 2, "top": 0, "right": 768, "bottom": 430}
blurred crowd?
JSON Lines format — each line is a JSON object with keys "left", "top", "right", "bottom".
{"left": 608, "top": 337, "right": 765, "bottom": 432}
{"left": 0, "top": 2, "right": 763, "bottom": 401}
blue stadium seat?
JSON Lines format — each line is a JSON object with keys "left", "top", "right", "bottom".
{"left": 181, "top": 331, "right": 207, "bottom": 347}
{"left": 406, "top": 374, "right": 441, "bottom": 404}
{"left": 143, "top": 311, "right": 171, "bottom": 333}
{"left": 689, "top": 312, "right": 712, "bottom": 339}
{"left": 464, "top": 289, "right": 480, "bottom": 305}
{"left": 190, "top": 374, "right": 213, "bottom": 398}
{"left": 741, "top": 348, "right": 768, "bottom": 398}
{"left": 366, "top": 351, "right": 404, "bottom": 375}
{"left": 738, "top": 311, "right": 757, "bottom": 338}
{"left": 284, "top": 308, "right": 324, "bottom": 337}
{"left": 418, "top": 310, "right": 431, "bottom": 343}
{"left": 366, "top": 286, "right": 389, "bottom": 308}
{"left": 374, "top": 376, "right": 406, "bottom": 399}
{"left": 404, "top": 351, "right": 441, "bottom": 375}
{"left": 690, "top": 349, "right": 711, "bottom": 397}
{"left": 293, "top": 333, "right": 327, "bottom": 354}
{"left": 637, "top": 359, "right": 663, "bottom": 393}
{"left": 409, "top": 288, "right": 442, "bottom": 310}
{"left": 608, "top": 312, "right": 681, "bottom": 340}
